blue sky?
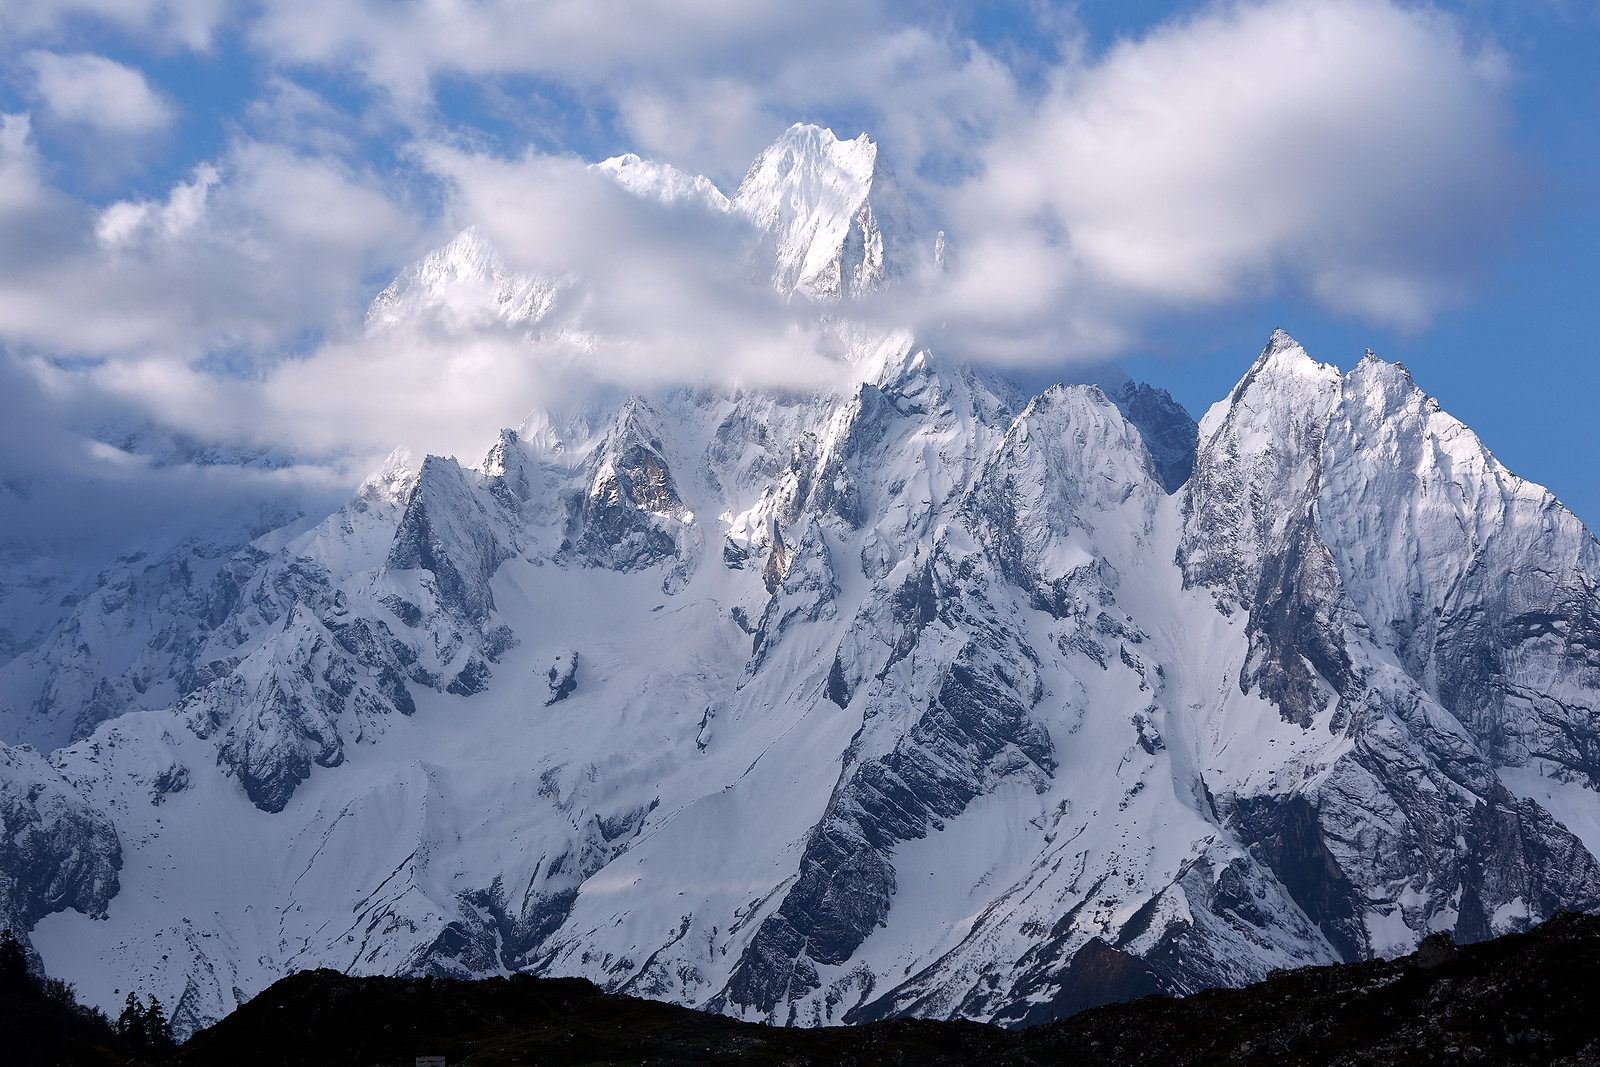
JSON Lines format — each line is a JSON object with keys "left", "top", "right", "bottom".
{"left": 0, "top": 0, "right": 1596, "bottom": 559}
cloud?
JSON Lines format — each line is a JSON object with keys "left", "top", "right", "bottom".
{"left": 0, "top": 351, "right": 345, "bottom": 564}
{"left": 95, "top": 162, "right": 217, "bottom": 244}
{"left": 0, "top": 109, "right": 429, "bottom": 557}
{"left": 242, "top": 0, "right": 1024, "bottom": 192}
{"left": 235, "top": 147, "right": 848, "bottom": 465}
{"left": 930, "top": 0, "right": 1522, "bottom": 358}
{"left": 25, "top": 51, "right": 175, "bottom": 135}
{"left": 609, "top": 25, "right": 1027, "bottom": 193}
{"left": 0, "top": 123, "right": 419, "bottom": 356}
{"left": 249, "top": 0, "right": 877, "bottom": 103}
{"left": 0, "top": 128, "right": 840, "bottom": 524}
{"left": 2, "top": 0, "right": 235, "bottom": 51}
{"left": 18, "top": 51, "right": 178, "bottom": 181}
{"left": 0, "top": 114, "right": 51, "bottom": 216}
{"left": 2, "top": 0, "right": 1527, "bottom": 420}
{"left": 236, "top": 0, "right": 1521, "bottom": 351}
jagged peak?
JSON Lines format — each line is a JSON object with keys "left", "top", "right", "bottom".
{"left": 1026, "top": 380, "right": 1117, "bottom": 414}
{"left": 612, "top": 395, "right": 663, "bottom": 439}
{"left": 409, "top": 452, "right": 475, "bottom": 494}
{"left": 1198, "top": 332, "right": 1343, "bottom": 448}
{"left": 1265, "top": 327, "right": 1300, "bottom": 354}
{"left": 1349, "top": 346, "right": 1398, "bottom": 377}
{"left": 1001, "top": 383, "right": 1154, "bottom": 467}
{"left": 979, "top": 381, "right": 1166, "bottom": 525}
{"left": 730, "top": 124, "right": 907, "bottom": 234}
{"left": 481, "top": 428, "right": 524, "bottom": 477}
{"left": 356, "top": 445, "right": 419, "bottom": 507}
{"left": 733, "top": 124, "right": 883, "bottom": 201}
{"left": 731, "top": 123, "right": 918, "bottom": 300}
{"left": 1341, "top": 349, "right": 1461, "bottom": 436}
{"left": 1010, "top": 382, "right": 1153, "bottom": 456}
{"left": 592, "top": 396, "right": 675, "bottom": 474}
{"left": 593, "top": 153, "right": 730, "bottom": 211}
{"left": 364, "top": 223, "right": 568, "bottom": 332}
{"left": 367, "top": 124, "right": 918, "bottom": 325}
{"left": 1239, "top": 330, "right": 1340, "bottom": 389}
{"left": 397, "top": 226, "right": 503, "bottom": 285}
{"left": 1339, "top": 357, "right": 1470, "bottom": 450}
{"left": 1251, "top": 329, "right": 1336, "bottom": 377}
{"left": 482, "top": 429, "right": 537, "bottom": 505}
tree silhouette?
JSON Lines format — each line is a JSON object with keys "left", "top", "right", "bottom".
{"left": 0, "top": 929, "right": 119, "bottom": 1063}
{"left": 0, "top": 928, "right": 34, "bottom": 997}
{"left": 115, "top": 990, "right": 176, "bottom": 1055}
{"left": 144, "top": 994, "right": 176, "bottom": 1051}
{"left": 117, "top": 990, "right": 149, "bottom": 1047}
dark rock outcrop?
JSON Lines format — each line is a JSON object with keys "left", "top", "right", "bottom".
{"left": 0, "top": 743, "right": 121, "bottom": 945}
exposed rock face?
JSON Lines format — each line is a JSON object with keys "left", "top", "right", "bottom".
{"left": 569, "top": 399, "right": 696, "bottom": 581}
{"left": 545, "top": 651, "right": 579, "bottom": 706}
{"left": 0, "top": 743, "right": 120, "bottom": 946}
{"left": 1179, "top": 330, "right": 1352, "bottom": 728}
{"left": 1320, "top": 355, "right": 1600, "bottom": 787}
{"left": 388, "top": 456, "right": 514, "bottom": 625}
{"left": 727, "top": 543, "right": 1057, "bottom": 1016}
{"left": 1102, "top": 378, "right": 1198, "bottom": 494}
{"left": 1181, "top": 332, "right": 1600, "bottom": 966}
{"left": 2, "top": 128, "right": 1599, "bottom": 1040}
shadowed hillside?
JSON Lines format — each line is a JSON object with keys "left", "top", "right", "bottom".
{"left": 32, "top": 909, "right": 1600, "bottom": 1066}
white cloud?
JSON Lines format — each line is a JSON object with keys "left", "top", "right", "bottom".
{"left": 97, "top": 162, "right": 218, "bottom": 246}
{"left": 228, "top": 145, "right": 847, "bottom": 464}
{"left": 25, "top": 51, "right": 175, "bottom": 135}
{"left": 232, "top": 0, "right": 1521, "bottom": 353}
{"left": 250, "top": 0, "right": 876, "bottom": 102}
{"left": 5, "top": 139, "right": 858, "bottom": 486}
{"left": 0, "top": 350, "right": 348, "bottom": 565}
{"left": 607, "top": 26, "right": 1026, "bottom": 193}
{"left": 0, "top": 114, "right": 49, "bottom": 216}
{"left": 0, "top": 128, "right": 419, "bottom": 356}
{"left": 0, "top": 0, "right": 1528, "bottom": 452}
{"left": 931, "top": 0, "right": 1521, "bottom": 356}
{"left": 94, "top": 200, "right": 152, "bottom": 246}
{"left": 2, "top": 0, "right": 234, "bottom": 51}
{"left": 237, "top": 1, "right": 1028, "bottom": 201}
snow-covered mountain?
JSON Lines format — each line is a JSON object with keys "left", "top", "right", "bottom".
{"left": 2, "top": 126, "right": 1599, "bottom": 1039}
{"left": 730, "top": 123, "right": 920, "bottom": 299}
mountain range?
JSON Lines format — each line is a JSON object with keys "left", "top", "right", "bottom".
{"left": 2, "top": 123, "right": 1598, "bottom": 1038}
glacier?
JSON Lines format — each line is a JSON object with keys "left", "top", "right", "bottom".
{"left": 2, "top": 123, "right": 1599, "bottom": 1037}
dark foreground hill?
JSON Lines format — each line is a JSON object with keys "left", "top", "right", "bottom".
{"left": 35, "top": 910, "right": 1600, "bottom": 1066}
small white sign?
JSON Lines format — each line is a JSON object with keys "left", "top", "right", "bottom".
{"left": 416, "top": 1057, "right": 446, "bottom": 1067}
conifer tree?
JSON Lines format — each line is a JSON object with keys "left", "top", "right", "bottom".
{"left": 118, "top": 990, "right": 149, "bottom": 1047}
{"left": 145, "top": 994, "right": 176, "bottom": 1050}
